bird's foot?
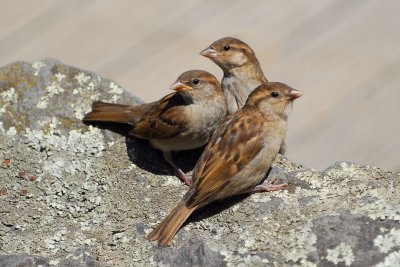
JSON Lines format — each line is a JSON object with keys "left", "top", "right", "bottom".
{"left": 248, "top": 178, "right": 288, "bottom": 193}
{"left": 163, "top": 151, "right": 192, "bottom": 186}
{"left": 175, "top": 169, "right": 192, "bottom": 186}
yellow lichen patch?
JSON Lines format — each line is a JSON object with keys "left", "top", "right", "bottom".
{"left": 0, "top": 62, "right": 39, "bottom": 90}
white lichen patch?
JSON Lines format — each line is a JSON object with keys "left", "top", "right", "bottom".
{"left": 32, "top": 61, "right": 46, "bottom": 76}
{"left": 1, "top": 87, "right": 17, "bottom": 103}
{"left": 376, "top": 251, "right": 400, "bottom": 267}
{"left": 49, "top": 259, "right": 61, "bottom": 266}
{"left": 43, "top": 157, "right": 66, "bottom": 179}
{"left": 68, "top": 126, "right": 105, "bottom": 156}
{"left": 161, "top": 175, "right": 184, "bottom": 187}
{"left": 249, "top": 190, "right": 274, "bottom": 203}
{"left": 110, "top": 94, "right": 120, "bottom": 103}
{"left": 49, "top": 117, "right": 61, "bottom": 132}
{"left": 280, "top": 160, "right": 399, "bottom": 229}
{"left": 70, "top": 72, "right": 102, "bottom": 118}
{"left": 325, "top": 162, "right": 367, "bottom": 180}
{"left": 44, "top": 228, "right": 68, "bottom": 252}
{"left": 36, "top": 74, "right": 66, "bottom": 109}
{"left": 89, "top": 195, "right": 102, "bottom": 206}
{"left": 6, "top": 126, "right": 17, "bottom": 137}
{"left": 0, "top": 88, "right": 17, "bottom": 132}
{"left": 191, "top": 218, "right": 217, "bottom": 234}
{"left": 74, "top": 72, "right": 91, "bottom": 87}
{"left": 280, "top": 222, "right": 318, "bottom": 262}
{"left": 73, "top": 104, "right": 88, "bottom": 120}
{"left": 36, "top": 98, "right": 49, "bottom": 109}
{"left": 35, "top": 116, "right": 61, "bottom": 134}
{"left": 47, "top": 80, "right": 65, "bottom": 96}
{"left": 244, "top": 235, "right": 255, "bottom": 248}
{"left": 295, "top": 171, "right": 322, "bottom": 189}
{"left": 55, "top": 73, "right": 66, "bottom": 82}
{"left": 220, "top": 249, "right": 269, "bottom": 267}
{"left": 109, "top": 82, "right": 124, "bottom": 95}
{"left": 108, "top": 82, "right": 124, "bottom": 103}
{"left": 326, "top": 242, "right": 355, "bottom": 266}
{"left": 353, "top": 194, "right": 400, "bottom": 222}
{"left": 293, "top": 259, "right": 318, "bottom": 267}
{"left": 24, "top": 120, "right": 105, "bottom": 158}
{"left": 64, "top": 159, "right": 90, "bottom": 176}
{"left": 107, "top": 141, "right": 115, "bottom": 147}
{"left": 90, "top": 91, "right": 100, "bottom": 101}
{"left": 374, "top": 228, "right": 400, "bottom": 253}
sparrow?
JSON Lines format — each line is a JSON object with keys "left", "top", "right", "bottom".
{"left": 200, "top": 37, "right": 287, "bottom": 154}
{"left": 147, "top": 82, "right": 303, "bottom": 246}
{"left": 200, "top": 37, "right": 268, "bottom": 115}
{"left": 83, "top": 70, "right": 227, "bottom": 186}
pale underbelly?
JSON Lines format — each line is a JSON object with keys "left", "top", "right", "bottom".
{"left": 149, "top": 134, "right": 209, "bottom": 152}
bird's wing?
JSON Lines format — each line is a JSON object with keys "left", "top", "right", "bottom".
{"left": 187, "top": 108, "right": 264, "bottom": 207}
{"left": 131, "top": 93, "right": 193, "bottom": 139}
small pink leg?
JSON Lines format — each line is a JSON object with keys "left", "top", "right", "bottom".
{"left": 174, "top": 168, "right": 192, "bottom": 186}
{"left": 163, "top": 151, "right": 192, "bottom": 186}
{"left": 245, "top": 178, "right": 288, "bottom": 194}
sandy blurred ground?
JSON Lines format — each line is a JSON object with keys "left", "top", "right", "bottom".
{"left": 1, "top": 0, "right": 399, "bottom": 171}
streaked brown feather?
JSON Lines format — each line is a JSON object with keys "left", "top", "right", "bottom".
{"left": 146, "top": 201, "right": 196, "bottom": 247}
{"left": 187, "top": 108, "right": 264, "bottom": 207}
{"left": 130, "top": 93, "right": 191, "bottom": 139}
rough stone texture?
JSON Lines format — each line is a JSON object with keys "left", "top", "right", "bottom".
{"left": 0, "top": 59, "right": 399, "bottom": 267}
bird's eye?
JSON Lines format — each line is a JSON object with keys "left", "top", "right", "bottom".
{"left": 271, "top": 92, "right": 279, "bottom": 98}
{"left": 223, "top": 45, "right": 230, "bottom": 51}
{"left": 192, "top": 79, "right": 200, "bottom": 85}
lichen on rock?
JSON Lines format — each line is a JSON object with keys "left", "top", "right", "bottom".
{"left": 0, "top": 59, "right": 399, "bottom": 267}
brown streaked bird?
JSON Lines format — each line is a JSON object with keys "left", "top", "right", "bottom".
{"left": 147, "top": 82, "right": 302, "bottom": 246}
{"left": 200, "top": 37, "right": 288, "bottom": 154}
{"left": 200, "top": 37, "right": 268, "bottom": 115}
{"left": 83, "top": 70, "right": 227, "bottom": 186}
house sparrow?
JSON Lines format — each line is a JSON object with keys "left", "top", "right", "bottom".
{"left": 200, "top": 37, "right": 267, "bottom": 115}
{"left": 147, "top": 82, "right": 302, "bottom": 246}
{"left": 200, "top": 37, "right": 288, "bottom": 154}
{"left": 83, "top": 70, "right": 227, "bottom": 186}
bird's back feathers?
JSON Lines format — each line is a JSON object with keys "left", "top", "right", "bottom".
{"left": 187, "top": 108, "right": 265, "bottom": 207}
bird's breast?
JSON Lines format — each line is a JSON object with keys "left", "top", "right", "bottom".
{"left": 222, "top": 77, "right": 261, "bottom": 114}
{"left": 149, "top": 134, "right": 208, "bottom": 152}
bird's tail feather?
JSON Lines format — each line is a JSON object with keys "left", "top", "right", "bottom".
{"left": 82, "top": 101, "right": 144, "bottom": 124}
{"left": 147, "top": 201, "right": 195, "bottom": 247}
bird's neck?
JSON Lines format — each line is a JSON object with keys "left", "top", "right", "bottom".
{"left": 224, "top": 59, "right": 267, "bottom": 84}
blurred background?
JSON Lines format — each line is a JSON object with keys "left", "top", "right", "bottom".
{"left": 1, "top": 0, "right": 399, "bottom": 171}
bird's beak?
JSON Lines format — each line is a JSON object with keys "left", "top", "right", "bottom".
{"left": 200, "top": 47, "right": 217, "bottom": 58}
{"left": 288, "top": 89, "right": 303, "bottom": 100}
{"left": 169, "top": 81, "right": 192, "bottom": 92}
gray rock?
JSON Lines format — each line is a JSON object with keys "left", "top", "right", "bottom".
{"left": 0, "top": 254, "right": 49, "bottom": 267}
{"left": 0, "top": 59, "right": 399, "bottom": 267}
